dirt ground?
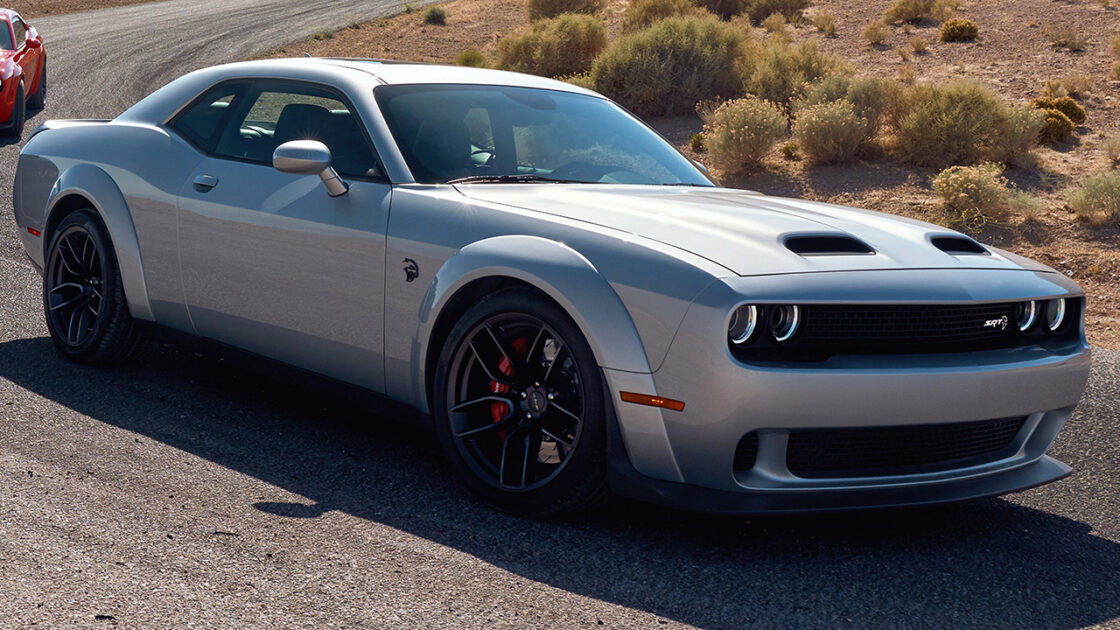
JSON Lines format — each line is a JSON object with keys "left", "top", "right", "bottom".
{"left": 265, "top": 0, "right": 1120, "bottom": 348}
{"left": 12, "top": 0, "right": 155, "bottom": 19}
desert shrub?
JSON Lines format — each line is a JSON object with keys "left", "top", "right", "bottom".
{"left": 1061, "top": 73, "right": 1093, "bottom": 99}
{"left": 793, "top": 101, "right": 870, "bottom": 163}
{"left": 591, "top": 17, "right": 743, "bottom": 116}
{"left": 762, "top": 12, "right": 789, "bottom": 38}
{"left": 1068, "top": 171, "right": 1120, "bottom": 223}
{"left": 896, "top": 82, "right": 1012, "bottom": 167}
{"left": 703, "top": 96, "right": 788, "bottom": 172}
{"left": 990, "top": 106, "right": 1045, "bottom": 166}
{"left": 897, "top": 62, "right": 917, "bottom": 84}
{"left": 497, "top": 14, "right": 607, "bottom": 78}
{"left": 1045, "top": 25, "right": 1088, "bottom": 52}
{"left": 622, "top": 0, "right": 707, "bottom": 32}
{"left": 455, "top": 49, "right": 487, "bottom": 67}
{"left": 939, "top": 18, "right": 977, "bottom": 42}
{"left": 932, "top": 163, "right": 1011, "bottom": 224}
{"left": 910, "top": 37, "right": 928, "bottom": 53}
{"left": 1040, "top": 78, "right": 1068, "bottom": 99}
{"left": 793, "top": 75, "right": 893, "bottom": 134}
{"left": 691, "top": 133, "right": 706, "bottom": 151}
{"left": 781, "top": 141, "right": 800, "bottom": 159}
{"left": 1008, "top": 190, "right": 1045, "bottom": 222}
{"left": 424, "top": 6, "right": 448, "bottom": 25}
{"left": 1102, "top": 135, "right": 1120, "bottom": 166}
{"left": 863, "top": 21, "right": 889, "bottom": 45}
{"left": 561, "top": 73, "right": 595, "bottom": 89}
{"left": 1031, "top": 96, "right": 1086, "bottom": 125}
{"left": 1039, "top": 108, "right": 1075, "bottom": 144}
{"left": 529, "top": 0, "right": 603, "bottom": 20}
{"left": 742, "top": 0, "right": 812, "bottom": 23}
{"left": 883, "top": 0, "right": 958, "bottom": 23}
{"left": 744, "top": 38, "right": 850, "bottom": 104}
{"left": 812, "top": 12, "right": 837, "bottom": 37}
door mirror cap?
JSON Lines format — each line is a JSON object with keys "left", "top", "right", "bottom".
{"left": 273, "top": 140, "right": 348, "bottom": 196}
{"left": 693, "top": 159, "right": 710, "bottom": 175}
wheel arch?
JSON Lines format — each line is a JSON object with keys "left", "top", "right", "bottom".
{"left": 43, "top": 164, "right": 154, "bottom": 321}
{"left": 414, "top": 235, "right": 653, "bottom": 415}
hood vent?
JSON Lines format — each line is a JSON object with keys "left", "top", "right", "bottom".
{"left": 784, "top": 235, "right": 875, "bottom": 256}
{"left": 931, "top": 236, "right": 989, "bottom": 256}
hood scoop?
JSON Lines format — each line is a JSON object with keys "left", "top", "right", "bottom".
{"left": 931, "top": 236, "right": 989, "bottom": 256}
{"left": 784, "top": 234, "right": 875, "bottom": 256}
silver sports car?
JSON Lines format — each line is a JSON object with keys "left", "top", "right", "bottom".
{"left": 13, "top": 59, "right": 1091, "bottom": 516}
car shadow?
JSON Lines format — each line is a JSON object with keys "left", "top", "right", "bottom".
{"left": 1, "top": 336, "right": 1117, "bottom": 629}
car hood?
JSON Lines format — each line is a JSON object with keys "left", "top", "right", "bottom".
{"left": 456, "top": 185, "right": 1052, "bottom": 277}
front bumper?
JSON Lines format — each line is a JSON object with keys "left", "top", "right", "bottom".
{"left": 604, "top": 269, "right": 1092, "bottom": 512}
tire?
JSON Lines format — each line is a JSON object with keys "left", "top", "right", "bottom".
{"left": 433, "top": 288, "right": 610, "bottom": 517}
{"left": 42, "top": 209, "right": 149, "bottom": 363}
{"left": 27, "top": 62, "right": 45, "bottom": 110}
{"left": 0, "top": 83, "right": 25, "bottom": 137}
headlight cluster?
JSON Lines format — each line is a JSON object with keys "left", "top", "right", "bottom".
{"left": 1014, "top": 298, "right": 1070, "bottom": 333}
{"left": 728, "top": 304, "right": 802, "bottom": 345}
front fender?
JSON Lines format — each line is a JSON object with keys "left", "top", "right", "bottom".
{"left": 44, "top": 163, "right": 153, "bottom": 321}
{"left": 413, "top": 235, "right": 684, "bottom": 482}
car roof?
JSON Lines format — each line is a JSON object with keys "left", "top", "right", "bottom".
{"left": 271, "top": 57, "right": 598, "bottom": 96}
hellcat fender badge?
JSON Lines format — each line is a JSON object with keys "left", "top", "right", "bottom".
{"left": 403, "top": 258, "right": 419, "bottom": 282}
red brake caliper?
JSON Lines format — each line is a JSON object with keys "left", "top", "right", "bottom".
{"left": 490, "top": 336, "right": 529, "bottom": 441}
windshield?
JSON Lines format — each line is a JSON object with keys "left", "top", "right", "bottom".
{"left": 375, "top": 84, "right": 713, "bottom": 186}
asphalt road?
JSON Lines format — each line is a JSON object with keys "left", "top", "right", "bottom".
{"left": 1, "top": 2, "right": 1119, "bottom": 628}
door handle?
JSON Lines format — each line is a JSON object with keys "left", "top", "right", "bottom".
{"left": 193, "top": 175, "right": 219, "bottom": 192}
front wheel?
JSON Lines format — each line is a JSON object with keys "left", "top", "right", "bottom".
{"left": 433, "top": 289, "right": 609, "bottom": 517}
{"left": 0, "top": 83, "right": 25, "bottom": 137}
{"left": 43, "top": 209, "right": 148, "bottom": 363}
{"left": 28, "top": 62, "right": 45, "bottom": 110}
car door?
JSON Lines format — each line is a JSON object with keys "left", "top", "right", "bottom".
{"left": 172, "top": 79, "right": 392, "bottom": 393}
{"left": 10, "top": 16, "right": 40, "bottom": 86}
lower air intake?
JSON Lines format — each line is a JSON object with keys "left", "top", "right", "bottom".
{"left": 785, "top": 416, "right": 1028, "bottom": 478}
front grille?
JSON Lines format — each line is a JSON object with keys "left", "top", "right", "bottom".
{"left": 799, "top": 303, "right": 1018, "bottom": 349}
{"left": 785, "top": 416, "right": 1028, "bottom": 478}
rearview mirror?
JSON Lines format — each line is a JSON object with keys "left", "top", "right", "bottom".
{"left": 273, "top": 140, "right": 348, "bottom": 197}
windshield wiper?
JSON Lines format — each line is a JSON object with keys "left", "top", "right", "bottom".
{"left": 447, "top": 174, "right": 590, "bottom": 185}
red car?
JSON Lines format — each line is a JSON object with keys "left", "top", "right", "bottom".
{"left": 0, "top": 8, "right": 44, "bottom": 137}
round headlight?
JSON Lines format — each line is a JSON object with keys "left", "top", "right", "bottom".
{"left": 728, "top": 305, "right": 760, "bottom": 345}
{"left": 770, "top": 305, "right": 801, "bottom": 343}
{"left": 1015, "top": 300, "right": 1039, "bottom": 332}
{"left": 1045, "top": 298, "right": 1068, "bottom": 332}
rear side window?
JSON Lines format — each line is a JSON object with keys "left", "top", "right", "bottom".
{"left": 0, "top": 21, "right": 13, "bottom": 50}
{"left": 168, "top": 85, "right": 244, "bottom": 153}
{"left": 11, "top": 17, "right": 25, "bottom": 48}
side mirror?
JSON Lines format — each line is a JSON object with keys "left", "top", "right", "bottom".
{"left": 693, "top": 160, "right": 710, "bottom": 175}
{"left": 273, "top": 140, "right": 348, "bottom": 197}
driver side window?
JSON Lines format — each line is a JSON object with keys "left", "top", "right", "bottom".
{"left": 11, "top": 17, "right": 25, "bottom": 48}
{"left": 211, "top": 82, "right": 384, "bottom": 179}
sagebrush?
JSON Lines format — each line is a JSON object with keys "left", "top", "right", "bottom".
{"left": 703, "top": 97, "right": 788, "bottom": 173}
{"left": 793, "top": 101, "right": 870, "bottom": 164}
{"left": 622, "top": 0, "right": 707, "bottom": 32}
{"left": 497, "top": 14, "right": 607, "bottom": 78}
{"left": 1068, "top": 171, "right": 1120, "bottom": 224}
{"left": 744, "top": 39, "right": 850, "bottom": 104}
{"left": 932, "top": 163, "right": 1012, "bottom": 227}
{"left": 528, "top": 0, "right": 603, "bottom": 20}
{"left": 591, "top": 17, "right": 743, "bottom": 116}
{"left": 939, "top": 18, "right": 977, "bottom": 42}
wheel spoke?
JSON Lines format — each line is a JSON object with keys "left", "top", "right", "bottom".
{"left": 58, "top": 235, "right": 85, "bottom": 276}
{"left": 468, "top": 341, "right": 516, "bottom": 388}
{"left": 520, "top": 431, "right": 535, "bottom": 488}
{"left": 482, "top": 325, "right": 527, "bottom": 376}
{"left": 542, "top": 340, "right": 565, "bottom": 383}
{"left": 48, "top": 283, "right": 85, "bottom": 312}
{"left": 540, "top": 427, "right": 574, "bottom": 447}
{"left": 549, "top": 401, "right": 581, "bottom": 424}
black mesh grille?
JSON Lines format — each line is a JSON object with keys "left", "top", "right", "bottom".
{"left": 786, "top": 416, "right": 1028, "bottom": 478}
{"left": 799, "top": 303, "right": 1017, "bottom": 348}
{"left": 733, "top": 432, "right": 759, "bottom": 472}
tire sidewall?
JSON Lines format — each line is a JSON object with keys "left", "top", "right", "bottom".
{"left": 42, "top": 210, "right": 119, "bottom": 360}
{"left": 432, "top": 289, "right": 607, "bottom": 516}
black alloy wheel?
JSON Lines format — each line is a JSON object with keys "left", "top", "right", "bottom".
{"left": 434, "top": 289, "right": 608, "bottom": 516}
{"left": 43, "top": 209, "right": 148, "bottom": 363}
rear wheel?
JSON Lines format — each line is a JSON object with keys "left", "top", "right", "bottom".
{"left": 28, "top": 62, "right": 45, "bottom": 110}
{"left": 43, "top": 209, "right": 148, "bottom": 363}
{"left": 433, "top": 289, "right": 609, "bottom": 517}
{"left": 0, "top": 83, "right": 25, "bottom": 137}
